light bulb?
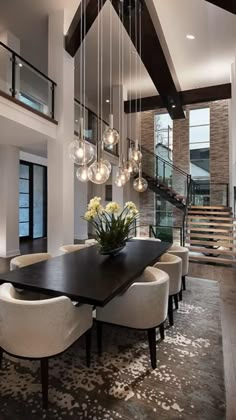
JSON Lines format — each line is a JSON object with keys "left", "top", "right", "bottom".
{"left": 103, "top": 127, "right": 119, "bottom": 146}
{"left": 68, "top": 138, "right": 94, "bottom": 165}
{"left": 133, "top": 176, "right": 148, "bottom": 193}
{"left": 88, "top": 160, "right": 110, "bottom": 184}
{"left": 76, "top": 166, "right": 89, "bottom": 182}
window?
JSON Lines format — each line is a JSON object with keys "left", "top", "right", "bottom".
{"left": 189, "top": 108, "right": 210, "bottom": 179}
{"left": 155, "top": 113, "right": 173, "bottom": 161}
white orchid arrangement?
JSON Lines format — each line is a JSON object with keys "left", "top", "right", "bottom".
{"left": 84, "top": 197, "right": 138, "bottom": 253}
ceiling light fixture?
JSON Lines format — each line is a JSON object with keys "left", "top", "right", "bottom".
{"left": 106, "top": 99, "right": 110, "bottom": 103}
{"left": 186, "top": 34, "right": 195, "bottom": 40}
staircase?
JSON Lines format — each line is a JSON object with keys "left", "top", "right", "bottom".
{"left": 186, "top": 205, "right": 236, "bottom": 266}
{"left": 141, "top": 146, "right": 191, "bottom": 210}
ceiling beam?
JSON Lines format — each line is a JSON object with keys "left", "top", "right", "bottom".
{"left": 65, "top": 0, "right": 107, "bottom": 57}
{"left": 124, "top": 83, "right": 232, "bottom": 113}
{"left": 205, "top": 0, "right": 236, "bottom": 15}
{"left": 111, "top": 0, "right": 185, "bottom": 120}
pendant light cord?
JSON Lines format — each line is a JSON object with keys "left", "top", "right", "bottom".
{"left": 97, "top": 0, "right": 100, "bottom": 161}
{"left": 118, "top": 1, "right": 122, "bottom": 167}
{"left": 139, "top": 2, "right": 142, "bottom": 150}
{"left": 109, "top": 1, "right": 112, "bottom": 116}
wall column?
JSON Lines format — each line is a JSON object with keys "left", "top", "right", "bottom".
{"left": 74, "top": 170, "right": 88, "bottom": 240}
{"left": 0, "top": 145, "right": 20, "bottom": 257}
{"left": 47, "top": 10, "right": 74, "bottom": 255}
{"left": 229, "top": 60, "right": 236, "bottom": 208}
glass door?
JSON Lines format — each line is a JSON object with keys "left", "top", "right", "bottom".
{"left": 19, "top": 161, "right": 47, "bottom": 239}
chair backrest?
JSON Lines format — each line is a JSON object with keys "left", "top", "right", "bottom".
{"left": 104, "top": 266, "right": 169, "bottom": 329}
{"left": 132, "top": 236, "right": 161, "bottom": 242}
{"left": 154, "top": 253, "right": 182, "bottom": 296}
{"left": 85, "top": 239, "right": 98, "bottom": 245}
{"left": 0, "top": 283, "right": 89, "bottom": 358}
{"left": 59, "top": 244, "right": 90, "bottom": 254}
{"left": 168, "top": 245, "right": 189, "bottom": 276}
{"left": 10, "top": 253, "right": 52, "bottom": 271}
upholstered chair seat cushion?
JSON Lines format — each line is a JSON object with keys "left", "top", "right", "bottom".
{"left": 132, "top": 236, "right": 161, "bottom": 242}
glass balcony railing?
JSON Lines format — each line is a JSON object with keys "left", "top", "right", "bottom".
{"left": 74, "top": 99, "right": 119, "bottom": 157}
{"left": 0, "top": 41, "right": 56, "bottom": 119}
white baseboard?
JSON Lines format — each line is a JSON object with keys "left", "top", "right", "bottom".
{"left": 0, "top": 249, "right": 20, "bottom": 258}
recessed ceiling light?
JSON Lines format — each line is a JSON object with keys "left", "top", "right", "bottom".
{"left": 172, "top": 104, "right": 176, "bottom": 109}
{"left": 106, "top": 99, "right": 110, "bottom": 103}
{"left": 75, "top": 119, "right": 78, "bottom": 123}
{"left": 186, "top": 34, "right": 195, "bottom": 40}
{"left": 18, "top": 63, "right": 23, "bottom": 67}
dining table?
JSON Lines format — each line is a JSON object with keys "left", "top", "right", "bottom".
{"left": 0, "top": 240, "right": 171, "bottom": 306}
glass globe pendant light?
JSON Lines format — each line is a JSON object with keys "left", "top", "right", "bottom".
{"left": 133, "top": 163, "right": 148, "bottom": 193}
{"left": 68, "top": 118, "right": 94, "bottom": 165}
{"left": 103, "top": 114, "right": 119, "bottom": 146}
{"left": 126, "top": 143, "right": 138, "bottom": 177}
{"left": 76, "top": 165, "right": 90, "bottom": 182}
{"left": 132, "top": 138, "right": 142, "bottom": 163}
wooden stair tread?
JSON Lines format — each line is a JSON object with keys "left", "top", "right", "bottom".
{"left": 186, "top": 246, "right": 236, "bottom": 256}
{"left": 188, "top": 221, "right": 235, "bottom": 227}
{"left": 187, "top": 216, "right": 236, "bottom": 221}
{"left": 186, "top": 239, "right": 236, "bottom": 248}
{"left": 189, "top": 206, "right": 231, "bottom": 210}
{"left": 188, "top": 227, "right": 233, "bottom": 233}
{"left": 187, "top": 233, "right": 235, "bottom": 240}
{"left": 188, "top": 211, "right": 231, "bottom": 216}
{"left": 189, "top": 255, "right": 236, "bottom": 265}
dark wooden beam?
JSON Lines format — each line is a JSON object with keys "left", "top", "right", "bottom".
{"left": 111, "top": 0, "right": 185, "bottom": 120}
{"left": 124, "top": 83, "right": 232, "bottom": 113}
{"left": 65, "top": 0, "right": 107, "bottom": 57}
{"left": 205, "top": 0, "right": 236, "bottom": 15}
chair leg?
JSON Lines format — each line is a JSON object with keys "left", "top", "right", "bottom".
{"left": 182, "top": 275, "right": 186, "bottom": 291}
{"left": 0, "top": 347, "right": 3, "bottom": 369}
{"left": 85, "top": 329, "right": 92, "bottom": 368}
{"left": 159, "top": 323, "right": 165, "bottom": 340}
{"left": 147, "top": 328, "right": 157, "bottom": 369}
{"left": 174, "top": 294, "right": 179, "bottom": 310}
{"left": 41, "top": 358, "right": 48, "bottom": 410}
{"left": 168, "top": 296, "right": 174, "bottom": 326}
{"left": 179, "top": 290, "right": 183, "bottom": 301}
{"left": 97, "top": 321, "right": 103, "bottom": 356}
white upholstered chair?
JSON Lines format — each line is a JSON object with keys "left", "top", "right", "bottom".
{"left": 96, "top": 267, "right": 169, "bottom": 369}
{"left": 59, "top": 244, "right": 90, "bottom": 254}
{"left": 168, "top": 245, "right": 189, "bottom": 297}
{"left": 0, "top": 283, "right": 93, "bottom": 409}
{"left": 85, "top": 239, "right": 98, "bottom": 245}
{"left": 10, "top": 253, "right": 52, "bottom": 271}
{"left": 154, "top": 253, "right": 182, "bottom": 326}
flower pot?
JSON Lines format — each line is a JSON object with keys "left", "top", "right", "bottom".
{"left": 99, "top": 244, "right": 126, "bottom": 257}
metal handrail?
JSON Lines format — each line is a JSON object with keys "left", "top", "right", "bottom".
{"left": 0, "top": 41, "right": 57, "bottom": 86}
{"left": 141, "top": 144, "right": 190, "bottom": 177}
{"left": 149, "top": 224, "right": 183, "bottom": 246}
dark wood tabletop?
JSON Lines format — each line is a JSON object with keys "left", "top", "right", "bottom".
{"left": 0, "top": 240, "right": 171, "bottom": 306}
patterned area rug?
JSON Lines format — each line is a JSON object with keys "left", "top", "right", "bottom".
{"left": 0, "top": 277, "right": 225, "bottom": 420}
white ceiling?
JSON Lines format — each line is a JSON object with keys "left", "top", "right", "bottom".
{"left": 0, "top": 0, "right": 79, "bottom": 73}
{"left": 153, "top": 0, "right": 236, "bottom": 90}
{"left": 75, "top": 0, "right": 157, "bottom": 115}
{"left": 0, "top": 0, "right": 235, "bottom": 111}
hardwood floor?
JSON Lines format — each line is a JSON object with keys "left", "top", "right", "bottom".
{"left": 189, "top": 262, "right": 236, "bottom": 420}
{"left": 0, "top": 243, "right": 235, "bottom": 418}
